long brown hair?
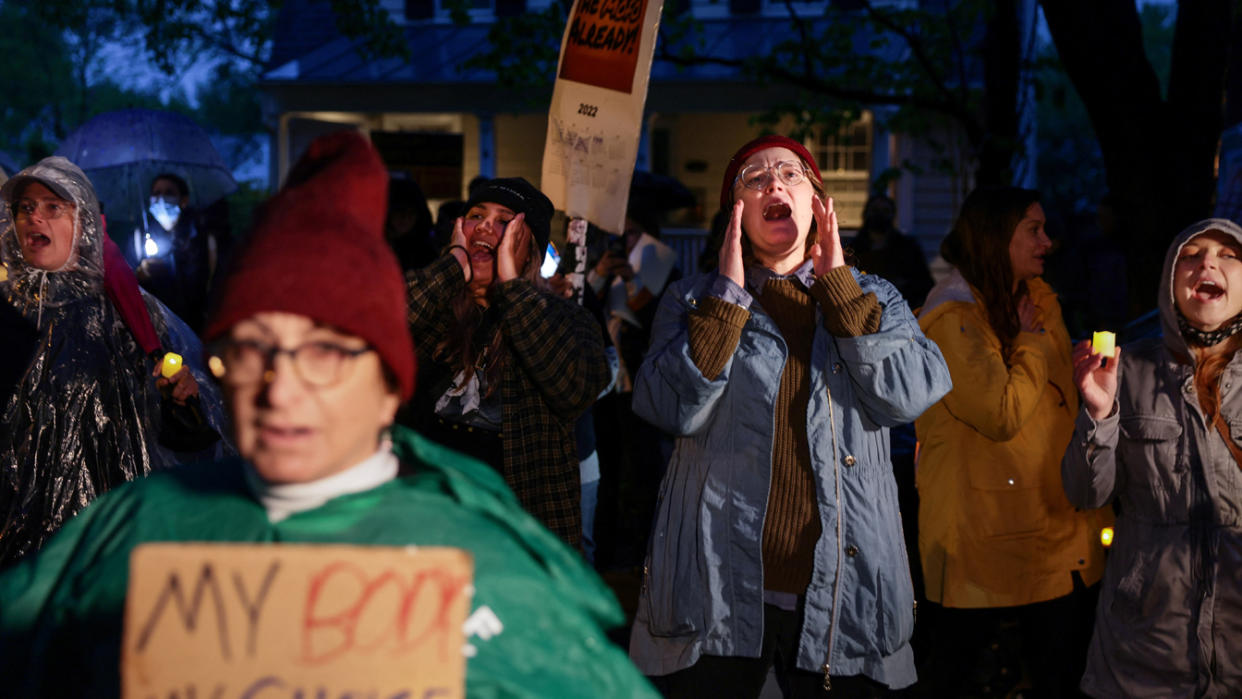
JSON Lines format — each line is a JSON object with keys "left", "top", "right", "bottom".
{"left": 1192, "top": 334, "right": 1242, "bottom": 423}
{"left": 941, "top": 186, "right": 1041, "bottom": 360}
{"left": 434, "top": 235, "right": 545, "bottom": 398}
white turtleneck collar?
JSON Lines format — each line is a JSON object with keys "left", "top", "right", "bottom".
{"left": 243, "top": 442, "right": 399, "bottom": 523}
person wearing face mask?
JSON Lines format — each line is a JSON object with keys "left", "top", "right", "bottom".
{"left": 914, "top": 186, "right": 1112, "bottom": 697}
{"left": 627, "top": 135, "right": 951, "bottom": 697}
{"left": 405, "top": 178, "right": 610, "bottom": 549}
{"left": 132, "top": 173, "right": 217, "bottom": 331}
{"left": 1062, "top": 219, "right": 1242, "bottom": 697}
{"left": 0, "top": 157, "right": 228, "bottom": 570}
{"left": 0, "top": 132, "right": 658, "bottom": 698}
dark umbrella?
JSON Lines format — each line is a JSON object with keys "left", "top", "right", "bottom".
{"left": 54, "top": 108, "right": 237, "bottom": 226}
{"left": 630, "top": 170, "right": 696, "bottom": 213}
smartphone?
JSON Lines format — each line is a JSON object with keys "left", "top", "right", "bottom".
{"left": 540, "top": 241, "right": 561, "bottom": 278}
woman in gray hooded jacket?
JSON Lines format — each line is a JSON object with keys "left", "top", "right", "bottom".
{"left": 1063, "top": 218, "right": 1242, "bottom": 697}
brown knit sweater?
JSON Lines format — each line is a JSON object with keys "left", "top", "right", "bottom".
{"left": 688, "top": 265, "right": 881, "bottom": 594}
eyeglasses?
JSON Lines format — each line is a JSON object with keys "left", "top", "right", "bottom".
{"left": 13, "top": 198, "right": 74, "bottom": 220}
{"left": 209, "top": 339, "right": 374, "bottom": 387}
{"left": 735, "top": 161, "right": 808, "bottom": 191}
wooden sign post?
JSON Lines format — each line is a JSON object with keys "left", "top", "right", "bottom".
{"left": 122, "top": 543, "right": 473, "bottom": 699}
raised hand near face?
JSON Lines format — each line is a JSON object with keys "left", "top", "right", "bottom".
{"left": 450, "top": 216, "right": 470, "bottom": 279}
{"left": 495, "top": 212, "right": 527, "bottom": 283}
{"left": 719, "top": 199, "right": 745, "bottom": 288}
{"left": 810, "top": 195, "right": 845, "bottom": 275}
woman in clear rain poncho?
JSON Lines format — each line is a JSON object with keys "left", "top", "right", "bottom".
{"left": 0, "top": 156, "right": 228, "bottom": 569}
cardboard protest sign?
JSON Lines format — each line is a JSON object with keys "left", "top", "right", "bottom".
{"left": 122, "top": 543, "right": 473, "bottom": 699}
{"left": 542, "top": 0, "right": 664, "bottom": 235}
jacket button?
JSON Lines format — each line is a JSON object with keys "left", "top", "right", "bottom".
{"left": 688, "top": 297, "right": 698, "bottom": 307}
{"left": 846, "top": 545, "right": 859, "bottom": 557}
{"left": 844, "top": 455, "right": 856, "bottom": 466}
{"left": 832, "top": 363, "right": 842, "bottom": 373}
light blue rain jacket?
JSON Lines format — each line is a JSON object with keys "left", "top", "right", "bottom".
{"left": 628, "top": 267, "right": 951, "bottom": 689}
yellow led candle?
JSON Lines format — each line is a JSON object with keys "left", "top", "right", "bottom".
{"left": 160, "top": 352, "right": 184, "bottom": 379}
{"left": 1091, "top": 331, "right": 1115, "bottom": 358}
{"left": 1100, "top": 526, "right": 1114, "bottom": 548}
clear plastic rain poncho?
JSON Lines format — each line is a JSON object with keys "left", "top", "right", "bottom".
{"left": 0, "top": 157, "right": 230, "bottom": 568}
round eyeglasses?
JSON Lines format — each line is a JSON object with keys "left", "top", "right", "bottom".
{"left": 13, "top": 198, "right": 74, "bottom": 220}
{"left": 209, "top": 339, "right": 374, "bottom": 387}
{"left": 735, "top": 161, "right": 808, "bottom": 191}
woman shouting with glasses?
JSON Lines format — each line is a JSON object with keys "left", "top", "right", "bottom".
{"left": 0, "top": 132, "right": 658, "bottom": 698}
{"left": 0, "top": 156, "right": 228, "bottom": 570}
{"left": 627, "top": 135, "right": 950, "bottom": 698}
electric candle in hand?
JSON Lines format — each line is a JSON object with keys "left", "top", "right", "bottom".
{"left": 1091, "top": 331, "right": 1115, "bottom": 358}
{"left": 160, "top": 352, "right": 184, "bottom": 379}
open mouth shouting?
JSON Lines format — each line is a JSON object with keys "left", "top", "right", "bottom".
{"left": 24, "top": 231, "right": 51, "bottom": 252}
{"left": 1192, "top": 278, "right": 1226, "bottom": 303}
{"left": 763, "top": 201, "right": 793, "bottom": 221}
{"left": 470, "top": 238, "right": 497, "bottom": 262}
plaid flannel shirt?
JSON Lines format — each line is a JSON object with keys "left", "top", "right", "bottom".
{"left": 408, "top": 254, "right": 609, "bottom": 547}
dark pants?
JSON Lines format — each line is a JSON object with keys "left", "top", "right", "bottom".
{"left": 652, "top": 603, "right": 891, "bottom": 698}
{"left": 920, "top": 572, "right": 1099, "bottom": 698}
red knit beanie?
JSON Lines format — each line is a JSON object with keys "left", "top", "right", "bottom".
{"left": 719, "top": 134, "right": 823, "bottom": 210}
{"left": 204, "top": 130, "right": 416, "bottom": 400}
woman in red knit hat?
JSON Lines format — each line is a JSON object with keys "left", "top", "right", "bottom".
{"left": 627, "top": 134, "right": 951, "bottom": 697}
{"left": 405, "top": 177, "right": 610, "bottom": 549}
{"left": 0, "top": 131, "right": 657, "bottom": 698}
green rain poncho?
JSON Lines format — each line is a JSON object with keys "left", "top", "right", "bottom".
{"left": 0, "top": 426, "right": 656, "bottom": 698}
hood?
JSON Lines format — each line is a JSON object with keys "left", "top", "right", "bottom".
{"left": 0, "top": 156, "right": 105, "bottom": 317}
{"left": 1158, "top": 218, "right": 1242, "bottom": 361}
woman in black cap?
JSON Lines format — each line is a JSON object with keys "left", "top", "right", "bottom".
{"left": 406, "top": 177, "right": 610, "bottom": 549}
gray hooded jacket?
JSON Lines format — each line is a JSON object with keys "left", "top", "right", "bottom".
{"left": 1062, "top": 218, "right": 1242, "bottom": 697}
{"left": 0, "top": 157, "right": 228, "bottom": 568}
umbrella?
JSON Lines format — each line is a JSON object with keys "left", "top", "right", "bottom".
{"left": 55, "top": 108, "right": 237, "bottom": 227}
{"left": 630, "top": 170, "right": 696, "bottom": 213}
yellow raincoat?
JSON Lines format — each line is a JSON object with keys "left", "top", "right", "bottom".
{"left": 915, "top": 271, "right": 1109, "bottom": 608}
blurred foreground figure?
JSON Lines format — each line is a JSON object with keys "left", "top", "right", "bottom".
{"left": 0, "top": 157, "right": 226, "bottom": 570}
{"left": 0, "top": 132, "right": 656, "bottom": 698}
{"left": 1063, "top": 219, "right": 1242, "bottom": 697}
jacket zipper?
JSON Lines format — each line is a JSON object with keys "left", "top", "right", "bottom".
{"left": 822, "top": 382, "right": 843, "bottom": 691}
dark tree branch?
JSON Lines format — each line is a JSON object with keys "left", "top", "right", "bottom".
{"left": 860, "top": 0, "right": 958, "bottom": 110}
{"left": 654, "top": 43, "right": 972, "bottom": 125}
{"left": 943, "top": 0, "right": 971, "bottom": 106}
{"left": 776, "top": 0, "right": 815, "bottom": 79}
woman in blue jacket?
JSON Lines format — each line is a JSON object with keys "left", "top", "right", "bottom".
{"left": 627, "top": 135, "right": 951, "bottom": 697}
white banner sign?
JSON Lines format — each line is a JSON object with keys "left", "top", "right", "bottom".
{"left": 542, "top": 0, "right": 664, "bottom": 235}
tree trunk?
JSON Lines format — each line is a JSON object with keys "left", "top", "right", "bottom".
{"left": 1041, "top": 0, "right": 1231, "bottom": 319}
{"left": 977, "top": 0, "right": 1022, "bottom": 186}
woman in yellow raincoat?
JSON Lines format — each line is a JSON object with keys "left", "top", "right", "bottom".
{"left": 914, "top": 186, "right": 1110, "bottom": 697}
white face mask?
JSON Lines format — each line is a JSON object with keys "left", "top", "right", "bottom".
{"left": 148, "top": 197, "right": 181, "bottom": 231}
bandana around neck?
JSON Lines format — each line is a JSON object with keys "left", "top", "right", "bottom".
{"left": 1177, "top": 309, "right": 1242, "bottom": 348}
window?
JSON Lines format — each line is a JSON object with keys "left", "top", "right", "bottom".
{"left": 807, "top": 112, "right": 872, "bottom": 229}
